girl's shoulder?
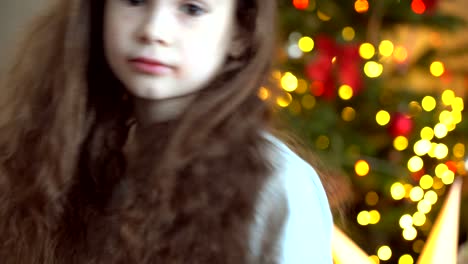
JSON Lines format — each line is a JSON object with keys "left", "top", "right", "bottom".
{"left": 254, "top": 133, "right": 333, "bottom": 263}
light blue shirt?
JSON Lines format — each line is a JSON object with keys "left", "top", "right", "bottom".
{"left": 266, "top": 135, "right": 333, "bottom": 263}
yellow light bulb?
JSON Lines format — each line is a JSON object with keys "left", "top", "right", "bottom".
{"left": 377, "top": 246, "right": 392, "bottom": 261}
{"left": 399, "top": 214, "right": 413, "bottom": 229}
{"left": 298, "top": 36, "right": 314, "bottom": 53}
{"left": 430, "top": 61, "right": 445, "bottom": 77}
{"left": 394, "top": 136, "right": 409, "bottom": 151}
{"left": 391, "top": 182, "right": 406, "bottom": 200}
{"left": 355, "top": 160, "right": 370, "bottom": 176}
{"left": 376, "top": 110, "right": 391, "bottom": 126}
{"left": 342, "top": 27, "right": 356, "bottom": 41}
{"left": 364, "top": 61, "right": 383, "bottom": 78}
{"left": 359, "top": 43, "right": 375, "bottom": 59}
{"left": 408, "top": 156, "right": 424, "bottom": 172}
{"left": 281, "top": 72, "right": 298, "bottom": 92}
{"left": 421, "top": 96, "right": 437, "bottom": 112}
{"left": 402, "top": 226, "right": 417, "bottom": 241}
{"left": 379, "top": 40, "right": 394, "bottom": 57}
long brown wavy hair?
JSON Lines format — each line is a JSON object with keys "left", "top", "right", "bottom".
{"left": 0, "top": 0, "right": 278, "bottom": 263}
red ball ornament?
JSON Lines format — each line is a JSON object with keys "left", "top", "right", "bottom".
{"left": 338, "top": 45, "right": 363, "bottom": 94}
{"left": 445, "top": 161, "right": 457, "bottom": 173}
{"left": 411, "top": 168, "right": 426, "bottom": 182}
{"left": 293, "top": 0, "right": 309, "bottom": 10}
{"left": 389, "top": 113, "right": 413, "bottom": 138}
{"left": 423, "top": 0, "right": 438, "bottom": 13}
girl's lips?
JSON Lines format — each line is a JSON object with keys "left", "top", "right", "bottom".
{"left": 128, "top": 57, "right": 174, "bottom": 75}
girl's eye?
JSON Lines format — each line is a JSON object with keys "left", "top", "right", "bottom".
{"left": 179, "top": 3, "right": 206, "bottom": 16}
{"left": 125, "top": 0, "right": 146, "bottom": 6}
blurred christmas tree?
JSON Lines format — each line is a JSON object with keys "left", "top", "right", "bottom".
{"left": 272, "top": 0, "right": 468, "bottom": 263}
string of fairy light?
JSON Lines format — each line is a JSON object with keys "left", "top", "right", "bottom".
{"left": 260, "top": 1, "right": 466, "bottom": 264}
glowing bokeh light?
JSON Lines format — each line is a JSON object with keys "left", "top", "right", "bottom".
{"left": 439, "top": 110, "right": 453, "bottom": 125}
{"left": 338, "top": 84, "right": 353, "bottom": 100}
{"left": 402, "top": 226, "right": 418, "bottom": 241}
{"left": 355, "top": 159, "right": 370, "bottom": 176}
{"left": 433, "top": 177, "right": 445, "bottom": 190}
{"left": 394, "top": 136, "right": 409, "bottom": 151}
{"left": 419, "top": 175, "right": 434, "bottom": 190}
{"left": 281, "top": 72, "right": 298, "bottom": 92}
{"left": 342, "top": 107, "right": 356, "bottom": 122}
{"left": 399, "top": 254, "right": 414, "bottom": 264}
{"left": 421, "top": 96, "right": 436, "bottom": 112}
{"left": 399, "top": 214, "right": 413, "bottom": 229}
{"left": 408, "top": 156, "right": 424, "bottom": 172}
{"left": 301, "top": 94, "right": 316, "bottom": 109}
{"left": 409, "top": 186, "right": 424, "bottom": 202}
{"left": 366, "top": 191, "right": 379, "bottom": 206}
{"left": 393, "top": 46, "right": 408, "bottom": 63}
{"left": 342, "top": 27, "right": 355, "bottom": 41}
{"left": 441, "top": 89, "right": 455, "bottom": 105}
{"left": 369, "top": 210, "right": 381, "bottom": 224}
{"left": 276, "top": 93, "right": 293, "bottom": 107}
{"left": 441, "top": 170, "right": 455, "bottom": 185}
{"left": 417, "top": 200, "right": 432, "bottom": 214}
{"left": 377, "top": 246, "right": 392, "bottom": 261}
{"left": 412, "top": 0, "right": 426, "bottom": 14}
{"left": 357, "top": 210, "right": 370, "bottom": 226}
{"left": 316, "top": 135, "right": 330, "bottom": 150}
{"left": 317, "top": 10, "right": 331, "bottom": 21}
{"left": 435, "top": 163, "right": 449, "bottom": 178}
{"left": 408, "top": 101, "right": 423, "bottom": 116}
{"left": 355, "top": 0, "right": 369, "bottom": 13}
{"left": 359, "top": 43, "right": 375, "bottom": 59}
{"left": 257, "top": 87, "right": 270, "bottom": 101}
{"left": 453, "top": 143, "right": 465, "bottom": 158}
{"left": 293, "top": 0, "right": 309, "bottom": 10}
{"left": 376, "top": 110, "right": 391, "bottom": 126}
{"left": 413, "top": 212, "right": 426, "bottom": 227}
{"left": 430, "top": 61, "right": 445, "bottom": 77}
{"left": 288, "top": 44, "right": 302, "bottom": 59}
{"left": 420, "top": 127, "right": 434, "bottom": 140}
{"left": 391, "top": 182, "right": 406, "bottom": 200}
{"left": 424, "top": 190, "right": 438, "bottom": 204}
{"left": 434, "top": 143, "right": 449, "bottom": 160}
{"left": 369, "top": 255, "right": 380, "bottom": 264}
{"left": 414, "top": 139, "right": 432, "bottom": 156}
{"left": 364, "top": 61, "right": 384, "bottom": 78}
{"left": 402, "top": 226, "right": 417, "bottom": 241}
{"left": 452, "top": 111, "right": 462, "bottom": 125}
{"left": 434, "top": 123, "right": 448, "bottom": 138}
{"left": 295, "top": 79, "right": 308, "bottom": 94}
{"left": 298, "top": 36, "right": 314, "bottom": 52}
{"left": 379, "top": 40, "right": 394, "bottom": 57}
{"left": 452, "top": 97, "right": 464, "bottom": 111}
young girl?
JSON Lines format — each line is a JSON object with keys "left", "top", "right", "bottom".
{"left": 0, "top": 0, "right": 333, "bottom": 263}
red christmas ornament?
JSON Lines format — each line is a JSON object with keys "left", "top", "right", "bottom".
{"left": 423, "top": 0, "right": 439, "bottom": 13}
{"left": 305, "top": 36, "right": 364, "bottom": 100}
{"left": 445, "top": 161, "right": 457, "bottom": 174}
{"left": 306, "top": 54, "right": 335, "bottom": 99}
{"left": 338, "top": 44, "right": 363, "bottom": 94}
{"left": 411, "top": 168, "right": 426, "bottom": 182}
{"left": 293, "top": 0, "right": 309, "bottom": 10}
{"left": 388, "top": 113, "right": 413, "bottom": 138}
{"left": 411, "top": 0, "right": 426, "bottom": 14}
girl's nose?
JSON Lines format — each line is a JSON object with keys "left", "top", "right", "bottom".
{"left": 137, "top": 8, "right": 174, "bottom": 46}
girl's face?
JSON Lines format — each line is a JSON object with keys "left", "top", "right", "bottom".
{"left": 104, "top": 0, "right": 237, "bottom": 100}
